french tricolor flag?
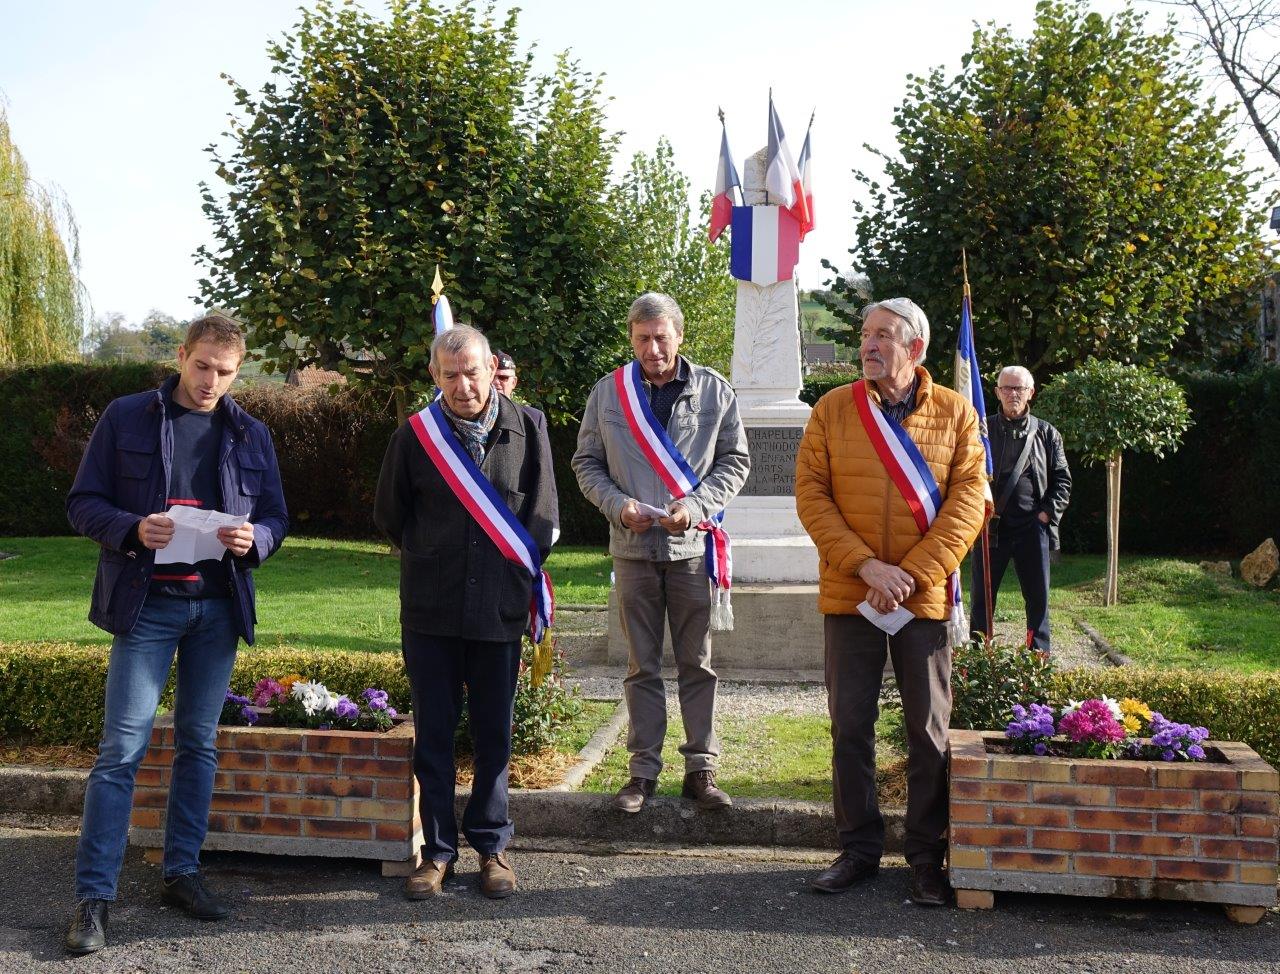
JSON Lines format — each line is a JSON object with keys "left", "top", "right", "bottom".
{"left": 765, "top": 95, "right": 810, "bottom": 231}
{"left": 795, "top": 120, "right": 814, "bottom": 241}
{"left": 709, "top": 116, "right": 741, "bottom": 244}
{"left": 729, "top": 205, "right": 800, "bottom": 286}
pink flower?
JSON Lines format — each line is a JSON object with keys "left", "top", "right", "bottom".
{"left": 1058, "top": 699, "right": 1127, "bottom": 745}
{"left": 252, "top": 677, "right": 284, "bottom": 708}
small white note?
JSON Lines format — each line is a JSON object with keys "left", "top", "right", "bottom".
{"left": 857, "top": 600, "right": 915, "bottom": 635}
{"left": 153, "top": 506, "right": 247, "bottom": 565}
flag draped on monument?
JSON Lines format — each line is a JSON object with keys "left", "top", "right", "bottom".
{"left": 954, "top": 283, "right": 994, "bottom": 502}
{"left": 729, "top": 205, "right": 801, "bottom": 286}
{"left": 709, "top": 111, "right": 741, "bottom": 244}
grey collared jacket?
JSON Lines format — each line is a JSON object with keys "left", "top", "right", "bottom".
{"left": 572, "top": 358, "right": 750, "bottom": 562}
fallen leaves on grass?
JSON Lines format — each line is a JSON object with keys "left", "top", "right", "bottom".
{"left": 1, "top": 742, "right": 97, "bottom": 769}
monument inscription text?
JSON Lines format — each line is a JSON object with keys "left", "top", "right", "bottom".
{"left": 741, "top": 426, "right": 803, "bottom": 496}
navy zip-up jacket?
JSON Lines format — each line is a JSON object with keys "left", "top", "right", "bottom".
{"left": 66, "top": 375, "right": 289, "bottom": 643}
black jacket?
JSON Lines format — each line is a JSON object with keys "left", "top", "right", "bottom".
{"left": 374, "top": 395, "right": 558, "bottom": 642}
{"left": 987, "top": 411, "right": 1072, "bottom": 550}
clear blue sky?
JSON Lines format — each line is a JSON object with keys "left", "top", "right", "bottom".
{"left": 7, "top": 0, "right": 1260, "bottom": 329}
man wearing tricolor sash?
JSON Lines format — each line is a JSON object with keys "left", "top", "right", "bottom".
{"left": 374, "top": 325, "right": 557, "bottom": 901}
{"left": 573, "top": 292, "right": 750, "bottom": 814}
{"left": 796, "top": 298, "right": 986, "bottom": 906}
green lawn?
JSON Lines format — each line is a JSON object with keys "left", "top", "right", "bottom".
{"left": 962, "top": 552, "right": 1280, "bottom": 674}
{"left": 3, "top": 537, "right": 1275, "bottom": 673}
{"left": 0, "top": 536, "right": 611, "bottom": 652}
{"left": 580, "top": 708, "right": 905, "bottom": 803}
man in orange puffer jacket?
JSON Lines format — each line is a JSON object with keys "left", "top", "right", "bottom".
{"left": 796, "top": 297, "right": 986, "bottom": 907}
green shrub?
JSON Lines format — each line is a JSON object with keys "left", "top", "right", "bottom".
{"left": 950, "top": 637, "right": 1056, "bottom": 732}
{"left": 801, "top": 368, "right": 860, "bottom": 406}
{"left": 1049, "top": 667, "right": 1280, "bottom": 769}
{"left": 0, "top": 641, "right": 581, "bottom": 757}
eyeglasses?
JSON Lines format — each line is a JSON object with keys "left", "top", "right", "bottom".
{"left": 997, "top": 385, "right": 1031, "bottom": 393}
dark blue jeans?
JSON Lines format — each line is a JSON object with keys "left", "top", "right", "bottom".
{"left": 75, "top": 595, "right": 239, "bottom": 900}
{"left": 401, "top": 630, "right": 521, "bottom": 863}
{"left": 970, "top": 520, "right": 1052, "bottom": 651}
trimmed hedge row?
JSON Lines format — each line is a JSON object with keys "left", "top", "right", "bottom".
{"left": 5, "top": 641, "right": 1277, "bottom": 770}
{"left": 0, "top": 642, "right": 580, "bottom": 756}
{"left": 2, "top": 363, "right": 1276, "bottom": 551}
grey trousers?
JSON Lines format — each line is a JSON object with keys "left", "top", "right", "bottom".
{"left": 614, "top": 555, "right": 719, "bottom": 779}
{"left": 824, "top": 614, "right": 951, "bottom": 867}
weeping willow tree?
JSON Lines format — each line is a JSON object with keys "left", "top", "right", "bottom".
{"left": 0, "top": 104, "right": 86, "bottom": 364}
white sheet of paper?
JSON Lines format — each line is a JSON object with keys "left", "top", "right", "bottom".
{"left": 153, "top": 505, "right": 247, "bottom": 565}
{"left": 857, "top": 600, "right": 915, "bottom": 635}
{"left": 633, "top": 501, "right": 670, "bottom": 520}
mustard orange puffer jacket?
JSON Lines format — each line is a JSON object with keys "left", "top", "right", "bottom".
{"left": 795, "top": 367, "right": 987, "bottom": 618}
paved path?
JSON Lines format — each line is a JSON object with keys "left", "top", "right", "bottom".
{"left": 2, "top": 822, "right": 1276, "bottom": 973}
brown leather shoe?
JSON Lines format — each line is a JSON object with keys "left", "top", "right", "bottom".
{"left": 403, "top": 858, "right": 453, "bottom": 900}
{"left": 908, "top": 862, "right": 950, "bottom": 906}
{"left": 682, "top": 770, "right": 732, "bottom": 810}
{"left": 810, "top": 852, "right": 880, "bottom": 894}
{"left": 613, "top": 776, "right": 656, "bottom": 814}
{"left": 479, "top": 852, "right": 517, "bottom": 899}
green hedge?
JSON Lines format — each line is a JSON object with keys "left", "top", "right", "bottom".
{"left": 4, "top": 363, "right": 1276, "bottom": 551}
{"left": 0, "top": 642, "right": 580, "bottom": 756}
{"left": 1048, "top": 667, "right": 1280, "bottom": 770}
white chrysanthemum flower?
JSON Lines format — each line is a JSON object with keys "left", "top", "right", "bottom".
{"left": 1060, "top": 699, "right": 1082, "bottom": 717}
{"left": 1100, "top": 696, "right": 1123, "bottom": 720}
{"left": 291, "top": 680, "right": 325, "bottom": 701}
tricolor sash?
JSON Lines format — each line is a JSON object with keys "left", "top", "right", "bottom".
{"left": 852, "top": 380, "right": 968, "bottom": 646}
{"left": 408, "top": 401, "right": 555, "bottom": 674}
{"left": 612, "top": 361, "right": 734, "bottom": 630}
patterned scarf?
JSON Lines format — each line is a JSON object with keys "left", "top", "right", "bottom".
{"left": 441, "top": 391, "right": 499, "bottom": 465}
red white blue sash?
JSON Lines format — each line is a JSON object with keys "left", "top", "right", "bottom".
{"left": 612, "top": 362, "right": 733, "bottom": 626}
{"left": 852, "top": 380, "right": 968, "bottom": 644}
{"left": 408, "top": 401, "right": 553, "bottom": 644}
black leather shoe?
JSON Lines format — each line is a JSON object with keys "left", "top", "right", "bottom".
{"left": 161, "top": 872, "right": 231, "bottom": 920}
{"left": 613, "top": 776, "right": 656, "bottom": 814}
{"left": 64, "top": 899, "right": 108, "bottom": 955}
{"left": 908, "top": 862, "right": 951, "bottom": 906}
{"left": 682, "top": 770, "right": 732, "bottom": 810}
{"left": 810, "top": 852, "right": 880, "bottom": 894}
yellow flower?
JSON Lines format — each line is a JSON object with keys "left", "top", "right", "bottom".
{"left": 1122, "top": 715, "right": 1142, "bottom": 734}
{"left": 1119, "top": 698, "right": 1152, "bottom": 720}
{"left": 277, "top": 673, "right": 304, "bottom": 694}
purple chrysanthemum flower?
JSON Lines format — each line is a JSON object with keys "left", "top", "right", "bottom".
{"left": 334, "top": 697, "right": 360, "bottom": 721}
{"left": 1187, "top": 744, "right": 1205, "bottom": 760}
{"left": 241, "top": 705, "right": 259, "bottom": 726}
{"left": 1033, "top": 742, "right": 1048, "bottom": 756}
{"left": 386, "top": 707, "right": 398, "bottom": 718}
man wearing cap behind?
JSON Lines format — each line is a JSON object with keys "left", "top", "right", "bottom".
{"left": 375, "top": 325, "right": 557, "bottom": 901}
{"left": 63, "top": 313, "right": 288, "bottom": 954}
{"left": 796, "top": 298, "right": 985, "bottom": 907}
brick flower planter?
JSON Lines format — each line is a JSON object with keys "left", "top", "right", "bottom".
{"left": 129, "top": 714, "right": 423, "bottom": 876}
{"left": 947, "top": 730, "right": 1279, "bottom": 924}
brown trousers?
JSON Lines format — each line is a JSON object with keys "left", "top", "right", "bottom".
{"left": 824, "top": 614, "right": 951, "bottom": 866}
{"left": 614, "top": 555, "right": 719, "bottom": 779}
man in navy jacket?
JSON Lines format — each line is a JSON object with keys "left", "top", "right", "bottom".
{"left": 62, "top": 314, "right": 288, "bottom": 955}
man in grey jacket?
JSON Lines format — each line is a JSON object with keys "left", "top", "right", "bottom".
{"left": 573, "top": 292, "right": 750, "bottom": 813}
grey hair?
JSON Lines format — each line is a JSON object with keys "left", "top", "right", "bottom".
{"left": 998, "top": 365, "right": 1035, "bottom": 389}
{"left": 861, "top": 297, "right": 930, "bottom": 363}
{"left": 429, "top": 324, "right": 492, "bottom": 370}
{"left": 627, "top": 291, "right": 685, "bottom": 335}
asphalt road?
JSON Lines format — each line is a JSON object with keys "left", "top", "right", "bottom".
{"left": 1, "top": 822, "right": 1277, "bottom": 974}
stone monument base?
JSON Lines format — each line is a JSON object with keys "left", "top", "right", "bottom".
{"left": 606, "top": 584, "right": 823, "bottom": 672}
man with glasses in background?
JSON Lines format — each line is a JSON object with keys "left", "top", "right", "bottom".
{"left": 970, "top": 365, "right": 1072, "bottom": 652}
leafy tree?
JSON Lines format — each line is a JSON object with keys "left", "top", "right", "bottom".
{"left": 823, "top": 0, "right": 1266, "bottom": 380}
{"left": 1036, "top": 359, "right": 1191, "bottom": 605}
{"left": 84, "top": 310, "right": 185, "bottom": 362}
{"left": 606, "top": 139, "right": 736, "bottom": 374}
{"left": 0, "top": 103, "right": 85, "bottom": 365}
{"left": 198, "top": 0, "right": 620, "bottom": 421}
